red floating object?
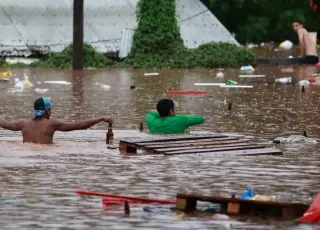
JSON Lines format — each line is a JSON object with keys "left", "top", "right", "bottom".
{"left": 168, "top": 90, "right": 208, "bottom": 95}
{"left": 297, "top": 193, "right": 320, "bottom": 223}
{"left": 309, "top": 77, "right": 317, "bottom": 83}
{"left": 75, "top": 190, "right": 176, "bottom": 204}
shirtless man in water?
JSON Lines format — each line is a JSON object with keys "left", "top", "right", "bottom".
{"left": 293, "top": 21, "right": 319, "bottom": 64}
{"left": 0, "top": 97, "right": 113, "bottom": 144}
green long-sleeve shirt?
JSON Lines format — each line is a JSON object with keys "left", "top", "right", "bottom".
{"left": 145, "top": 112, "right": 205, "bottom": 134}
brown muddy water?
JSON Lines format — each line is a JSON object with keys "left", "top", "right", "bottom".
{"left": 1, "top": 65, "right": 320, "bottom": 229}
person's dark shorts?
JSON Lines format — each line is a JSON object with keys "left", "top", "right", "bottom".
{"left": 298, "top": 55, "right": 319, "bottom": 64}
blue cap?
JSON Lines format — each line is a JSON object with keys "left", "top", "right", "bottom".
{"left": 32, "top": 97, "right": 52, "bottom": 117}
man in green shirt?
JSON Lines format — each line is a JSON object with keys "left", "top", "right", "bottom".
{"left": 146, "top": 99, "right": 205, "bottom": 134}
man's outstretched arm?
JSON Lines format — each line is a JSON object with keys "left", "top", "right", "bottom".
{"left": 51, "top": 117, "right": 113, "bottom": 132}
{"left": 0, "top": 119, "right": 24, "bottom": 131}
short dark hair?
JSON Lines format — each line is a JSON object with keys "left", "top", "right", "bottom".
{"left": 293, "top": 21, "right": 302, "bottom": 25}
{"left": 156, "top": 99, "right": 174, "bottom": 117}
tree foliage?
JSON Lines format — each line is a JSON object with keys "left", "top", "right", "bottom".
{"left": 131, "top": 0, "right": 184, "bottom": 56}
{"left": 202, "top": 0, "right": 319, "bottom": 43}
{"left": 127, "top": 0, "right": 255, "bottom": 68}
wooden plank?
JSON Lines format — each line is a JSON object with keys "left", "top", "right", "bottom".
{"left": 163, "top": 145, "right": 262, "bottom": 155}
{"left": 176, "top": 193, "right": 308, "bottom": 218}
{"left": 119, "top": 134, "right": 229, "bottom": 145}
{"left": 165, "top": 148, "right": 282, "bottom": 156}
{"left": 145, "top": 139, "right": 249, "bottom": 150}
{"left": 119, "top": 141, "right": 138, "bottom": 153}
{"left": 153, "top": 142, "right": 252, "bottom": 153}
{"left": 138, "top": 137, "right": 239, "bottom": 147}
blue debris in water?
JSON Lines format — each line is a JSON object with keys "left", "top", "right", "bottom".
{"left": 143, "top": 206, "right": 171, "bottom": 213}
{"left": 202, "top": 205, "right": 217, "bottom": 212}
{"left": 0, "top": 200, "right": 24, "bottom": 205}
{"left": 240, "top": 187, "right": 256, "bottom": 200}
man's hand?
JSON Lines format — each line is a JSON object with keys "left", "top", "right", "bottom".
{"left": 101, "top": 117, "right": 113, "bottom": 125}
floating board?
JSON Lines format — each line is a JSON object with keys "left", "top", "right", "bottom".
{"left": 0, "top": 77, "right": 10, "bottom": 82}
{"left": 75, "top": 190, "right": 176, "bottom": 204}
{"left": 239, "top": 75, "right": 265, "bottom": 78}
{"left": 220, "top": 85, "right": 253, "bottom": 88}
{"left": 256, "top": 57, "right": 299, "bottom": 65}
{"left": 44, "top": 81, "right": 72, "bottom": 85}
{"left": 176, "top": 193, "right": 308, "bottom": 219}
{"left": 168, "top": 90, "right": 208, "bottom": 95}
{"left": 312, "top": 73, "right": 320, "bottom": 76}
{"left": 35, "top": 88, "right": 49, "bottom": 93}
{"left": 194, "top": 83, "right": 225, "bottom": 86}
{"left": 144, "top": 73, "right": 159, "bottom": 76}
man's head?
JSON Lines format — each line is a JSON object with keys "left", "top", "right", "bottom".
{"left": 32, "top": 97, "right": 52, "bottom": 119}
{"left": 293, "top": 21, "right": 303, "bottom": 32}
{"left": 156, "top": 99, "right": 175, "bottom": 117}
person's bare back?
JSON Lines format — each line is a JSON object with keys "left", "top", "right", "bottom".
{"left": 0, "top": 97, "right": 113, "bottom": 144}
{"left": 21, "top": 118, "right": 55, "bottom": 144}
{"left": 298, "top": 28, "right": 317, "bottom": 56}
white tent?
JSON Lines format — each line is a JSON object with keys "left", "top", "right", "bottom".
{"left": 0, "top": 0, "right": 238, "bottom": 57}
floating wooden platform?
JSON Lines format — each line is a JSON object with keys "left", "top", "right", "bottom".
{"left": 176, "top": 193, "right": 309, "bottom": 219}
{"left": 256, "top": 57, "right": 299, "bottom": 65}
{"left": 119, "top": 134, "right": 282, "bottom": 156}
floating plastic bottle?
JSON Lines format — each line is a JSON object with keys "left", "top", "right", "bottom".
{"left": 298, "top": 80, "right": 310, "bottom": 86}
{"left": 225, "top": 80, "right": 239, "bottom": 85}
{"left": 216, "top": 72, "right": 224, "bottom": 78}
{"left": 275, "top": 77, "right": 292, "bottom": 84}
{"left": 279, "top": 40, "right": 293, "bottom": 50}
{"left": 240, "top": 65, "right": 255, "bottom": 72}
{"left": 14, "top": 78, "right": 24, "bottom": 90}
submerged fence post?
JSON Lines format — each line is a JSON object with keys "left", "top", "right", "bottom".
{"left": 73, "top": 0, "right": 84, "bottom": 70}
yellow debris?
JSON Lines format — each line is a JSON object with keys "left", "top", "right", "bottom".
{"left": 0, "top": 71, "right": 12, "bottom": 78}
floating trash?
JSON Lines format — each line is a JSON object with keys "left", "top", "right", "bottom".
{"left": 23, "top": 74, "right": 33, "bottom": 88}
{"left": 273, "top": 135, "right": 317, "bottom": 144}
{"left": 249, "top": 195, "right": 279, "bottom": 202}
{"left": 239, "top": 75, "right": 265, "bottom": 78}
{"left": 298, "top": 80, "right": 310, "bottom": 86}
{"left": 100, "top": 84, "right": 111, "bottom": 90}
{"left": 220, "top": 85, "right": 253, "bottom": 88}
{"left": 143, "top": 206, "right": 171, "bottom": 213}
{"left": 44, "top": 81, "right": 72, "bottom": 85}
{"left": 35, "top": 88, "right": 49, "bottom": 93}
{"left": 14, "top": 78, "right": 24, "bottom": 91}
{"left": 144, "top": 73, "right": 159, "bottom": 76}
{"left": 216, "top": 72, "right": 224, "bottom": 78}
{"left": 240, "top": 65, "right": 255, "bottom": 72}
{"left": 0, "top": 200, "right": 24, "bottom": 205}
{"left": 279, "top": 40, "right": 293, "bottom": 50}
{"left": 0, "top": 71, "right": 12, "bottom": 77}
{"left": 194, "top": 83, "right": 225, "bottom": 86}
{"left": 275, "top": 77, "right": 292, "bottom": 84}
{"left": 212, "top": 214, "right": 230, "bottom": 220}
{"left": 240, "top": 187, "right": 256, "bottom": 200}
{"left": 226, "top": 80, "right": 238, "bottom": 85}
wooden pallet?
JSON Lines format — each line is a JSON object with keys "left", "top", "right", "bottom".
{"left": 176, "top": 193, "right": 309, "bottom": 219}
{"left": 119, "top": 134, "right": 282, "bottom": 156}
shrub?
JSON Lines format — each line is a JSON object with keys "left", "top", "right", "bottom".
{"left": 34, "top": 43, "right": 114, "bottom": 68}
{"left": 125, "top": 43, "right": 255, "bottom": 68}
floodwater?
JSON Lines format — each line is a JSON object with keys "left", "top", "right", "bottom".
{"left": 1, "top": 64, "right": 320, "bottom": 230}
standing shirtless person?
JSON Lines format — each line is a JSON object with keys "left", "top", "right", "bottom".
{"left": 0, "top": 97, "right": 113, "bottom": 144}
{"left": 293, "top": 21, "right": 319, "bottom": 64}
